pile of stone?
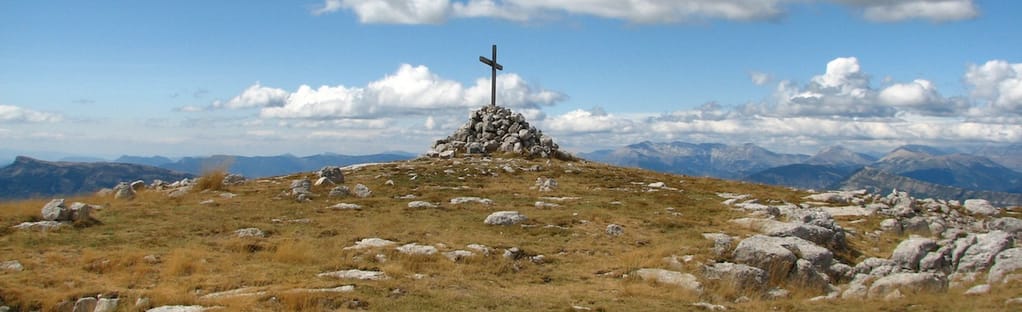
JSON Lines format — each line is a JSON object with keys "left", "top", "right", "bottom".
{"left": 427, "top": 105, "right": 571, "bottom": 159}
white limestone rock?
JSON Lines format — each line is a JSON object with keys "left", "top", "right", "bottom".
{"left": 635, "top": 268, "right": 703, "bottom": 294}
{"left": 317, "top": 269, "right": 389, "bottom": 280}
{"left": 963, "top": 199, "right": 999, "bottom": 216}
{"left": 344, "top": 238, "right": 397, "bottom": 250}
{"left": 890, "top": 237, "right": 938, "bottom": 271}
{"left": 484, "top": 211, "right": 527, "bottom": 225}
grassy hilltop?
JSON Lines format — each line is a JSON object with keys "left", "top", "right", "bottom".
{"left": 1, "top": 156, "right": 1019, "bottom": 311}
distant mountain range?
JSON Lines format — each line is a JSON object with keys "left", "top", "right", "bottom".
{"left": 114, "top": 152, "right": 416, "bottom": 178}
{"left": 0, "top": 152, "right": 416, "bottom": 200}
{"left": 582, "top": 142, "right": 1022, "bottom": 206}
{"left": 580, "top": 141, "right": 809, "bottom": 179}
{"left": 0, "top": 156, "right": 193, "bottom": 200}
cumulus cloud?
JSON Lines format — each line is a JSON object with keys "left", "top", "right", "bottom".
{"left": 0, "top": 105, "right": 63, "bottom": 123}
{"left": 212, "top": 82, "right": 289, "bottom": 109}
{"left": 965, "top": 60, "right": 1022, "bottom": 114}
{"left": 545, "top": 107, "right": 634, "bottom": 134}
{"left": 878, "top": 79, "right": 969, "bottom": 116}
{"left": 210, "top": 64, "right": 562, "bottom": 120}
{"left": 313, "top": 0, "right": 979, "bottom": 24}
{"left": 849, "top": 0, "right": 979, "bottom": 22}
{"left": 741, "top": 57, "right": 896, "bottom": 118}
{"left": 749, "top": 71, "right": 772, "bottom": 86}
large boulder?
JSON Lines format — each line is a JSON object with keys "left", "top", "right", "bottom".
{"left": 988, "top": 248, "right": 1022, "bottom": 284}
{"left": 317, "top": 166, "right": 344, "bottom": 184}
{"left": 963, "top": 199, "right": 999, "bottom": 216}
{"left": 113, "top": 182, "right": 135, "bottom": 200}
{"left": 484, "top": 211, "right": 527, "bottom": 225}
{"left": 957, "top": 231, "right": 1014, "bottom": 273}
{"left": 733, "top": 235, "right": 798, "bottom": 277}
{"left": 41, "top": 199, "right": 70, "bottom": 221}
{"left": 890, "top": 237, "right": 938, "bottom": 271}
{"left": 867, "top": 272, "right": 947, "bottom": 298}
{"left": 700, "top": 262, "right": 768, "bottom": 291}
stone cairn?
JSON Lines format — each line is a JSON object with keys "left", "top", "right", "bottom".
{"left": 427, "top": 105, "right": 571, "bottom": 160}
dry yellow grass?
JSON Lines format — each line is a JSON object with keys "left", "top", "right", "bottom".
{"left": 0, "top": 157, "right": 1019, "bottom": 311}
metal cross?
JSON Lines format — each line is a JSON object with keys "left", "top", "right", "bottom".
{"left": 479, "top": 44, "right": 503, "bottom": 107}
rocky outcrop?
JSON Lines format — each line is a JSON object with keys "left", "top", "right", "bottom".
{"left": 428, "top": 105, "right": 570, "bottom": 159}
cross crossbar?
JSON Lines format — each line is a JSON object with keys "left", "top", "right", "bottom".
{"left": 479, "top": 44, "right": 503, "bottom": 106}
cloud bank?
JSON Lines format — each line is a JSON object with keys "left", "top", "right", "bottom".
{"left": 0, "top": 105, "right": 63, "bottom": 123}
{"left": 313, "top": 0, "right": 978, "bottom": 24}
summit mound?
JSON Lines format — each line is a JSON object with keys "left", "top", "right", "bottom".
{"left": 428, "top": 105, "right": 570, "bottom": 159}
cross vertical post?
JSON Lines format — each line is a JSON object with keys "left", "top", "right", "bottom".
{"left": 479, "top": 44, "right": 503, "bottom": 107}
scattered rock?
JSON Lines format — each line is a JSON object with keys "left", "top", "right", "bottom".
{"left": 957, "top": 230, "right": 1013, "bottom": 273}
{"left": 344, "top": 238, "right": 397, "bottom": 250}
{"left": 41, "top": 199, "right": 70, "bottom": 221}
{"left": 890, "top": 237, "right": 938, "bottom": 271}
{"left": 234, "top": 228, "right": 265, "bottom": 238}
{"left": 130, "top": 180, "right": 147, "bottom": 191}
{"left": 329, "top": 203, "right": 362, "bottom": 210}
{"left": 880, "top": 218, "right": 903, "bottom": 235}
{"left": 466, "top": 244, "right": 492, "bottom": 256}
{"left": 12, "top": 221, "right": 65, "bottom": 231}
{"left": 114, "top": 182, "right": 136, "bottom": 200}
{"left": 691, "top": 302, "right": 727, "bottom": 311}
{"left": 535, "top": 201, "right": 560, "bottom": 209}
{"left": 317, "top": 269, "right": 389, "bottom": 280}
{"left": 733, "top": 235, "right": 798, "bottom": 278}
{"left": 450, "top": 197, "right": 493, "bottom": 205}
{"left": 536, "top": 177, "right": 558, "bottom": 192}
{"left": 635, "top": 268, "right": 703, "bottom": 294}
{"left": 353, "top": 184, "right": 372, "bottom": 198}
{"left": 396, "top": 243, "right": 438, "bottom": 255}
{"left": 146, "top": 305, "right": 214, "bottom": 312}
{"left": 408, "top": 201, "right": 439, "bottom": 209}
{"left": 329, "top": 186, "right": 351, "bottom": 197}
{"left": 484, "top": 211, "right": 527, "bottom": 225}
{"left": 963, "top": 199, "right": 999, "bottom": 216}
{"left": 988, "top": 248, "right": 1022, "bottom": 284}
{"left": 606, "top": 224, "right": 624, "bottom": 236}
{"left": 701, "top": 262, "right": 768, "bottom": 291}
{"left": 0, "top": 260, "right": 23, "bottom": 272}
{"left": 318, "top": 166, "right": 345, "bottom": 184}
{"left": 703, "top": 233, "right": 735, "bottom": 258}
{"left": 868, "top": 272, "right": 947, "bottom": 298}
{"left": 964, "top": 284, "right": 991, "bottom": 295}
{"left": 73, "top": 297, "right": 99, "bottom": 312}
{"left": 443, "top": 250, "right": 475, "bottom": 261}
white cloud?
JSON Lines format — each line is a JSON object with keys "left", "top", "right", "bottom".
{"left": 313, "top": 0, "right": 452, "bottom": 23}
{"left": 544, "top": 107, "right": 633, "bottom": 134}
{"left": 209, "top": 64, "right": 562, "bottom": 120}
{"left": 749, "top": 71, "right": 771, "bottom": 86}
{"left": 965, "top": 60, "right": 1022, "bottom": 114}
{"left": 313, "top": 0, "right": 979, "bottom": 24}
{"left": 0, "top": 105, "right": 63, "bottom": 123}
{"left": 878, "top": 79, "right": 967, "bottom": 116}
{"left": 850, "top": 0, "right": 979, "bottom": 22}
{"left": 212, "top": 82, "right": 289, "bottom": 109}
{"left": 742, "top": 57, "right": 897, "bottom": 117}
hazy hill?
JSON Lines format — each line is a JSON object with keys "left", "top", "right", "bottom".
{"left": 871, "top": 146, "right": 1022, "bottom": 193}
{"left": 0, "top": 156, "right": 193, "bottom": 200}
{"left": 839, "top": 167, "right": 1022, "bottom": 206}
{"left": 744, "top": 164, "right": 856, "bottom": 190}
{"left": 581, "top": 141, "right": 808, "bottom": 179}
{"left": 116, "top": 153, "right": 416, "bottom": 178}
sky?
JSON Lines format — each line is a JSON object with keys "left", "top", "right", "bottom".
{"left": 1, "top": 0, "right": 1020, "bottom": 160}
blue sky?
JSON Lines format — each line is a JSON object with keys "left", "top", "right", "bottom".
{"left": 1, "top": 0, "right": 1020, "bottom": 160}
